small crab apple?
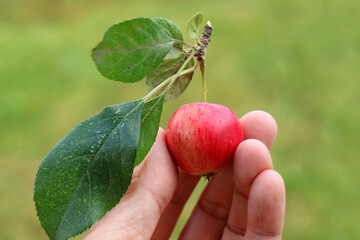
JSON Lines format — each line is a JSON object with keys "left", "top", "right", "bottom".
{"left": 165, "top": 102, "right": 244, "bottom": 175}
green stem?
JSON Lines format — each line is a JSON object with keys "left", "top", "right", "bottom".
{"left": 200, "top": 61, "right": 207, "bottom": 102}
{"left": 144, "top": 51, "right": 196, "bottom": 102}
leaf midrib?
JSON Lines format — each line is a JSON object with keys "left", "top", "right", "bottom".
{"left": 53, "top": 101, "right": 143, "bottom": 240}
{"left": 141, "top": 95, "right": 164, "bottom": 123}
{"left": 93, "top": 39, "right": 175, "bottom": 53}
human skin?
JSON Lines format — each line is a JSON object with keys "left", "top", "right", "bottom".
{"left": 83, "top": 110, "right": 286, "bottom": 240}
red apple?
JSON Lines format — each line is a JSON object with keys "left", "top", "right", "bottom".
{"left": 165, "top": 102, "right": 244, "bottom": 175}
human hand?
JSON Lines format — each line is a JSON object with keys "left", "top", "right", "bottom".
{"left": 83, "top": 111, "right": 285, "bottom": 240}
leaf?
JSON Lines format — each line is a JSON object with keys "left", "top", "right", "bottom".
{"left": 34, "top": 100, "right": 144, "bottom": 240}
{"left": 187, "top": 12, "right": 203, "bottom": 40}
{"left": 134, "top": 94, "right": 165, "bottom": 166}
{"left": 92, "top": 18, "right": 173, "bottom": 83}
{"left": 146, "top": 55, "right": 195, "bottom": 102}
{"left": 152, "top": 17, "right": 184, "bottom": 49}
{"left": 165, "top": 68, "right": 194, "bottom": 102}
{"left": 164, "top": 47, "right": 184, "bottom": 60}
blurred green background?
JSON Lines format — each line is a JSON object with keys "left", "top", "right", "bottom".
{"left": 1, "top": 0, "right": 359, "bottom": 239}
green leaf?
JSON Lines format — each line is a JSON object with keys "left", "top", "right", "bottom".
{"left": 34, "top": 100, "right": 144, "bottom": 240}
{"left": 152, "top": 17, "right": 183, "bottom": 49}
{"left": 92, "top": 18, "right": 173, "bottom": 83}
{"left": 134, "top": 94, "right": 165, "bottom": 166}
{"left": 187, "top": 12, "right": 203, "bottom": 40}
{"left": 146, "top": 54, "right": 195, "bottom": 102}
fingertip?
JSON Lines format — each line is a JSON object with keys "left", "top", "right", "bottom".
{"left": 251, "top": 170, "right": 285, "bottom": 201}
{"left": 158, "top": 127, "right": 166, "bottom": 136}
{"left": 131, "top": 127, "right": 179, "bottom": 211}
{"left": 247, "top": 169, "right": 286, "bottom": 238}
{"left": 235, "top": 139, "right": 272, "bottom": 165}
{"left": 233, "top": 139, "right": 273, "bottom": 196}
{"left": 134, "top": 127, "right": 170, "bottom": 171}
{"left": 153, "top": 127, "right": 167, "bottom": 150}
{"left": 240, "top": 110, "right": 278, "bottom": 149}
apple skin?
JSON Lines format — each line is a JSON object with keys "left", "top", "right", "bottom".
{"left": 165, "top": 102, "right": 244, "bottom": 175}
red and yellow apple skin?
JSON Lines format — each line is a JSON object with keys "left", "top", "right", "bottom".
{"left": 165, "top": 102, "right": 244, "bottom": 175}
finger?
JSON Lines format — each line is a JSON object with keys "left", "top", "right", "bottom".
{"left": 179, "top": 167, "right": 234, "bottom": 240}
{"left": 233, "top": 139, "right": 274, "bottom": 196}
{"left": 84, "top": 128, "right": 178, "bottom": 240}
{"left": 240, "top": 110, "right": 278, "bottom": 149}
{"left": 245, "top": 170, "right": 285, "bottom": 240}
{"left": 180, "top": 111, "right": 278, "bottom": 240}
{"left": 222, "top": 139, "right": 273, "bottom": 239}
{"left": 222, "top": 111, "right": 278, "bottom": 239}
{"left": 151, "top": 169, "right": 200, "bottom": 239}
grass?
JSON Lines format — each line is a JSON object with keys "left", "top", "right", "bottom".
{"left": 0, "top": 0, "right": 359, "bottom": 239}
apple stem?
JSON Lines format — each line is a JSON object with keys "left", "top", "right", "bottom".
{"left": 195, "top": 21, "right": 212, "bottom": 103}
{"left": 200, "top": 61, "right": 207, "bottom": 102}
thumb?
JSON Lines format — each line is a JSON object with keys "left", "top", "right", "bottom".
{"left": 84, "top": 128, "right": 179, "bottom": 240}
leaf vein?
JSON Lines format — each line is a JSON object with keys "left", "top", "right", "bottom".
{"left": 94, "top": 40, "right": 174, "bottom": 53}
{"left": 45, "top": 176, "right": 83, "bottom": 200}
{"left": 141, "top": 96, "right": 163, "bottom": 123}
{"left": 54, "top": 101, "right": 143, "bottom": 237}
{"left": 38, "top": 154, "right": 95, "bottom": 187}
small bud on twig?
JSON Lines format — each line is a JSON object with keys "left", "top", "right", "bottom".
{"left": 195, "top": 21, "right": 213, "bottom": 62}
